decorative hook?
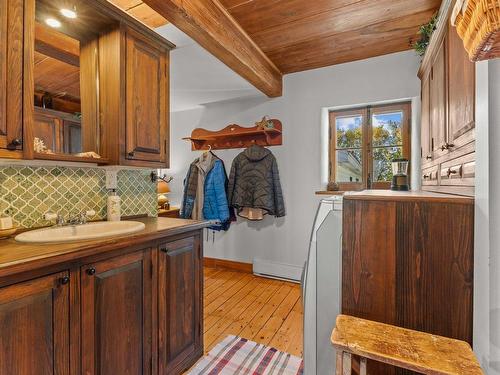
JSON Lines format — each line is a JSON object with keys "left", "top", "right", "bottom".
{"left": 150, "top": 171, "right": 173, "bottom": 183}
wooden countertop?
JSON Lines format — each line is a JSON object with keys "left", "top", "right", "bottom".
{"left": 0, "top": 217, "right": 208, "bottom": 278}
{"left": 315, "top": 191, "right": 345, "bottom": 196}
{"left": 343, "top": 190, "right": 474, "bottom": 204}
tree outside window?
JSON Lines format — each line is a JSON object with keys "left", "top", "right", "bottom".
{"left": 329, "top": 102, "right": 410, "bottom": 190}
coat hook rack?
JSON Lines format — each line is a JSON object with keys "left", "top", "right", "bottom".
{"left": 183, "top": 118, "right": 283, "bottom": 151}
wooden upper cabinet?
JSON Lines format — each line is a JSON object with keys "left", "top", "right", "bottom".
{"left": 421, "top": 75, "right": 431, "bottom": 162}
{"left": 419, "top": 3, "right": 476, "bottom": 197}
{"left": 430, "top": 40, "right": 447, "bottom": 154}
{"left": 0, "top": 271, "right": 70, "bottom": 375}
{"left": 159, "top": 235, "right": 203, "bottom": 374}
{"left": 447, "top": 24, "right": 475, "bottom": 147}
{"left": 0, "top": 0, "right": 174, "bottom": 165}
{"left": 125, "top": 28, "right": 169, "bottom": 166}
{"left": 81, "top": 250, "right": 154, "bottom": 375}
{"left": 0, "top": 0, "right": 24, "bottom": 155}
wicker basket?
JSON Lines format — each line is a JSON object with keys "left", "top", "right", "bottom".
{"left": 453, "top": 0, "right": 500, "bottom": 61}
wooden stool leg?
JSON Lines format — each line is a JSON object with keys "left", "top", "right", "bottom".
{"left": 359, "top": 357, "right": 367, "bottom": 375}
{"left": 335, "top": 351, "right": 343, "bottom": 375}
{"left": 342, "top": 352, "right": 352, "bottom": 375}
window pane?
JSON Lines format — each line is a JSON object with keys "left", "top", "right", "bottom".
{"left": 336, "top": 149, "right": 362, "bottom": 183}
{"left": 372, "top": 146, "right": 403, "bottom": 182}
{"left": 372, "top": 111, "right": 403, "bottom": 147}
{"left": 336, "top": 115, "right": 362, "bottom": 148}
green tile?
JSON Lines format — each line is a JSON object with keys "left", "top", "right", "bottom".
{"left": 0, "top": 165, "right": 156, "bottom": 228}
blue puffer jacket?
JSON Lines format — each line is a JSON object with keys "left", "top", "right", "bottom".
{"left": 203, "top": 159, "right": 230, "bottom": 230}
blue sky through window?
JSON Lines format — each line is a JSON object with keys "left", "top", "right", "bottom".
{"left": 373, "top": 112, "right": 402, "bottom": 129}
{"left": 336, "top": 115, "right": 362, "bottom": 131}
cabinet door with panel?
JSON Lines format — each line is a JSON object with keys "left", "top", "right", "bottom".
{"left": 159, "top": 235, "right": 203, "bottom": 374}
{"left": 125, "top": 28, "right": 169, "bottom": 165}
{"left": 81, "top": 249, "right": 155, "bottom": 375}
{"left": 0, "top": 271, "right": 70, "bottom": 375}
{"left": 447, "top": 24, "right": 475, "bottom": 147}
{"left": 0, "top": 0, "right": 24, "bottom": 153}
{"left": 430, "top": 40, "right": 447, "bottom": 154}
{"left": 421, "top": 75, "right": 431, "bottom": 162}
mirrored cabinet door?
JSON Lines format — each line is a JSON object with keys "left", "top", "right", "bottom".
{"left": 32, "top": 0, "right": 116, "bottom": 160}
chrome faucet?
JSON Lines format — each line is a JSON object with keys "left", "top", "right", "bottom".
{"left": 44, "top": 210, "right": 96, "bottom": 226}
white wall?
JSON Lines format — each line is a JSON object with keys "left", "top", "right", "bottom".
{"left": 475, "top": 60, "right": 491, "bottom": 372}
{"left": 490, "top": 58, "right": 500, "bottom": 375}
{"left": 164, "top": 50, "right": 421, "bottom": 274}
{"left": 474, "top": 58, "right": 500, "bottom": 375}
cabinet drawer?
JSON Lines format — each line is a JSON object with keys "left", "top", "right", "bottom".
{"left": 440, "top": 153, "right": 475, "bottom": 187}
{"left": 422, "top": 165, "right": 439, "bottom": 186}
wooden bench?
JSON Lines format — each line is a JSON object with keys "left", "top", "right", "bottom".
{"left": 331, "top": 314, "right": 483, "bottom": 375}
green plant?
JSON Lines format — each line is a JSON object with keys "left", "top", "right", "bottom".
{"left": 413, "top": 13, "right": 439, "bottom": 56}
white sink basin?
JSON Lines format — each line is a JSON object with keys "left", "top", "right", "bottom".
{"left": 15, "top": 221, "right": 146, "bottom": 243}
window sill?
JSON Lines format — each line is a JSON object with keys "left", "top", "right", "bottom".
{"left": 315, "top": 190, "right": 346, "bottom": 196}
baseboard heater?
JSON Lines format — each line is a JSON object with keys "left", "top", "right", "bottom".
{"left": 253, "top": 258, "right": 303, "bottom": 283}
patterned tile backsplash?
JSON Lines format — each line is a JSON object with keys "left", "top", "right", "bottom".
{"left": 0, "top": 166, "right": 157, "bottom": 228}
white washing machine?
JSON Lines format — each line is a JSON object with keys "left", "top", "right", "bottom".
{"left": 302, "top": 195, "right": 343, "bottom": 375}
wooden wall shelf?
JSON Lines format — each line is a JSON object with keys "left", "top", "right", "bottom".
{"left": 183, "top": 119, "right": 282, "bottom": 151}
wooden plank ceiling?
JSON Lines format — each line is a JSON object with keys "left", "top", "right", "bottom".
{"left": 112, "top": 0, "right": 441, "bottom": 90}
{"left": 219, "top": 0, "right": 441, "bottom": 73}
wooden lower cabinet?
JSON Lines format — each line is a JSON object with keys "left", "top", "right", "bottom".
{"left": 0, "top": 230, "right": 203, "bottom": 375}
{"left": 81, "top": 249, "right": 155, "bottom": 375}
{"left": 159, "top": 235, "right": 203, "bottom": 374}
{"left": 342, "top": 192, "right": 473, "bottom": 375}
{"left": 0, "top": 271, "right": 70, "bottom": 375}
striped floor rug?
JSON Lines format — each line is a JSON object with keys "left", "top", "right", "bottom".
{"left": 188, "top": 335, "right": 304, "bottom": 375}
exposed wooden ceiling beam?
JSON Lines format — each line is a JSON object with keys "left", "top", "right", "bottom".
{"left": 107, "top": 0, "right": 168, "bottom": 29}
{"left": 141, "top": 0, "right": 283, "bottom": 97}
{"left": 35, "top": 23, "right": 80, "bottom": 67}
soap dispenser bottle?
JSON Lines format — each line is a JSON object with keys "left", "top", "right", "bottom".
{"left": 107, "top": 189, "right": 121, "bottom": 221}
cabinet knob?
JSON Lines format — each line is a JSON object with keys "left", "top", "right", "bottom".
{"left": 7, "top": 138, "right": 22, "bottom": 150}
{"left": 86, "top": 267, "right": 96, "bottom": 276}
{"left": 423, "top": 174, "right": 429, "bottom": 179}
{"left": 441, "top": 143, "right": 455, "bottom": 151}
{"left": 60, "top": 276, "right": 70, "bottom": 285}
{"left": 447, "top": 168, "right": 458, "bottom": 177}
{"left": 426, "top": 155, "right": 432, "bottom": 160}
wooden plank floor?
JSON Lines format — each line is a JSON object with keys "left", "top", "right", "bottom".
{"left": 203, "top": 267, "right": 303, "bottom": 357}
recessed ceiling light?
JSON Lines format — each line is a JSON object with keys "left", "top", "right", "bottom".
{"left": 60, "top": 8, "right": 77, "bottom": 19}
{"left": 45, "top": 18, "right": 62, "bottom": 28}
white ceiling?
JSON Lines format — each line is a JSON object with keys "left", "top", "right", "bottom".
{"left": 155, "top": 24, "right": 262, "bottom": 112}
